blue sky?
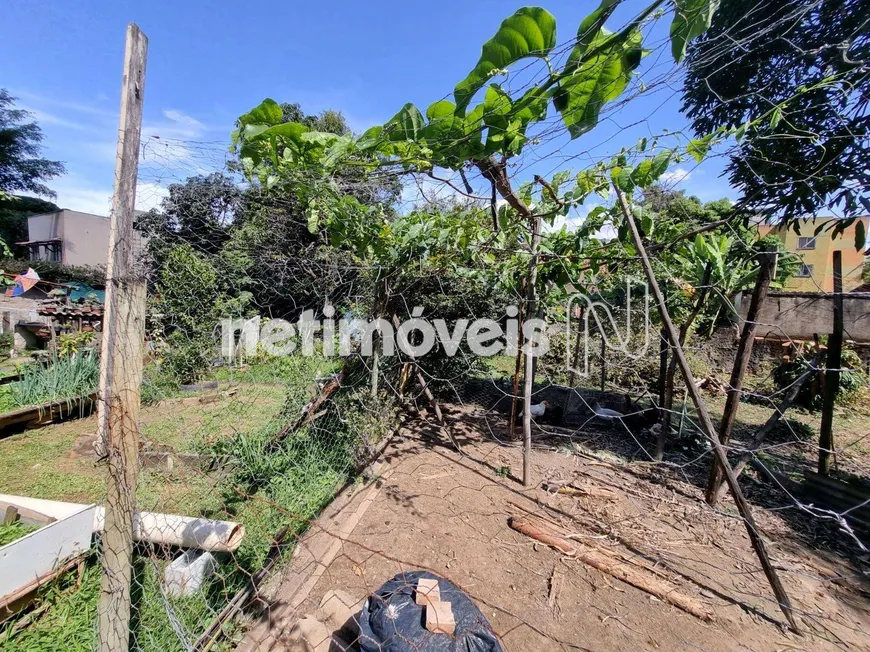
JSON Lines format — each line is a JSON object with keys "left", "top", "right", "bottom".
{"left": 1, "top": 0, "right": 738, "bottom": 219}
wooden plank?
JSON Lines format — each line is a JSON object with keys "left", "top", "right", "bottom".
{"left": 0, "top": 392, "right": 98, "bottom": 434}
{"left": 0, "top": 501, "right": 56, "bottom": 526}
{"left": 97, "top": 23, "right": 148, "bottom": 652}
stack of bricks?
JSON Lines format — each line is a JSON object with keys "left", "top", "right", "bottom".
{"left": 415, "top": 577, "right": 455, "bottom": 635}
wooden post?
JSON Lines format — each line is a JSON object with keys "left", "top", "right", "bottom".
{"left": 599, "top": 334, "right": 606, "bottom": 391}
{"left": 705, "top": 250, "right": 776, "bottom": 504}
{"left": 711, "top": 350, "right": 825, "bottom": 503}
{"left": 614, "top": 186, "right": 800, "bottom": 633}
{"left": 522, "top": 215, "right": 542, "bottom": 487}
{"left": 818, "top": 250, "right": 843, "bottom": 475}
{"left": 509, "top": 279, "right": 526, "bottom": 439}
{"left": 97, "top": 24, "right": 148, "bottom": 652}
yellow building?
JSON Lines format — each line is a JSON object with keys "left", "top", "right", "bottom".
{"left": 756, "top": 217, "right": 869, "bottom": 292}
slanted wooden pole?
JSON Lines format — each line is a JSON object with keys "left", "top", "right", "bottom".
{"left": 614, "top": 186, "right": 800, "bottom": 634}
{"left": 818, "top": 250, "right": 843, "bottom": 475}
{"left": 706, "top": 250, "right": 776, "bottom": 504}
{"left": 712, "top": 350, "right": 825, "bottom": 503}
{"left": 97, "top": 24, "right": 148, "bottom": 652}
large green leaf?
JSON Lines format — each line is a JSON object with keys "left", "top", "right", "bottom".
{"left": 670, "top": 0, "right": 720, "bottom": 63}
{"left": 454, "top": 7, "right": 557, "bottom": 114}
{"left": 572, "top": 0, "right": 620, "bottom": 61}
{"left": 238, "top": 98, "right": 283, "bottom": 127}
{"left": 384, "top": 103, "right": 426, "bottom": 142}
{"left": 554, "top": 27, "right": 644, "bottom": 138}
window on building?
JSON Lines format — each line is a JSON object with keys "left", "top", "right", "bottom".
{"left": 797, "top": 263, "right": 813, "bottom": 277}
{"left": 797, "top": 236, "right": 816, "bottom": 250}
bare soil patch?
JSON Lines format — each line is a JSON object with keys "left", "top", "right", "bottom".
{"left": 245, "top": 403, "right": 870, "bottom": 651}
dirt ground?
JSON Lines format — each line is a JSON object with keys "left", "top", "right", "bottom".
{"left": 239, "top": 403, "right": 870, "bottom": 652}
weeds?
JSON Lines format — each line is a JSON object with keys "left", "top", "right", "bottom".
{"left": 12, "top": 350, "right": 99, "bottom": 408}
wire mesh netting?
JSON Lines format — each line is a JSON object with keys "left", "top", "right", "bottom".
{"left": 1, "top": 1, "right": 869, "bottom": 651}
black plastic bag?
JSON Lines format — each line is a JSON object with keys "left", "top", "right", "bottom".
{"left": 358, "top": 570, "right": 503, "bottom": 652}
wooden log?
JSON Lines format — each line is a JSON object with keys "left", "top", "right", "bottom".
{"left": 97, "top": 23, "right": 149, "bottom": 652}
{"left": 507, "top": 515, "right": 713, "bottom": 621}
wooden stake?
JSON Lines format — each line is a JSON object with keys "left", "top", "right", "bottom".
{"left": 390, "top": 314, "right": 462, "bottom": 453}
{"left": 523, "top": 215, "right": 542, "bottom": 487}
{"left": 818, "top": 250, "right": 843, "bottom": 475}
{"left": 509, "top": 278, "right": 526, "bottom": 438}
{"left": 706, "top": 250, "right": 776, "bottom": 504}
{"left": 97, "top": 24, "right": 148, "bottom": 652}
{"left": 613, "top": 186, "right": 800, "bottom": 634}
{"left": 658, "top": 263, "right": 712, "bottom": 460}
{"left": 711, "top": 350, "right": 824, "bottom": 504}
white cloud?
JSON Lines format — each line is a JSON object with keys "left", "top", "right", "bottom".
{"left": 135, "top": 182, "right": 170, "bottom": 212}
{"left": 660, "top": 167, "right": 692, "bottom": 185}
{"left": 51, "top": 179, "right": 168, "bottom": 216}
{"left": 163, "top": 109, "right": 205, "bottom": 131}
{"left": 54, "top": 184, "right": 113, "bottom": 216}
{"left": 19, "top": 106, "right": 88, "bottom": 131}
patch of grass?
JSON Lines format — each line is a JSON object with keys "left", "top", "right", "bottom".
{"left": 0, "top": 384, "right": 16, "bottom": 412}
{"left": 0, "top": 559, "right": 99, "bottom": 651}
{"left": 0, "top": 355, "right": 386, "bottom": 650}
{"left": 0, "top": 521, "right": 39, "bottom": 546}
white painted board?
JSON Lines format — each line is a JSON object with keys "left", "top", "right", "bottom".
{"left": 0, "top": 504, "right": 95, "bottom": 601}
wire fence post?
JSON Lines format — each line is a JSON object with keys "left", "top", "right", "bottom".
{"left": 97, "top": 23, "right": 148, "bottom": 652}
{"left": 705, "top": 249, "right": 776, "bottom": 505}
{"left": 818, "top": 250, "right": 843, "bottom": 475}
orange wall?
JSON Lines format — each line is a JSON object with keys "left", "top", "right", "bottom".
{"left": 757, "top": 217, "right": 869, "bottom": 292}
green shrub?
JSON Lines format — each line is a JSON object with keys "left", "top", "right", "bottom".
{"left": 773, "top": 348, "right": 867, "bottom": 410}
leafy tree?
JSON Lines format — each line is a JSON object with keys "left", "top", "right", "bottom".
{"left": 682, "top": 0, "right": 870, "bottom": 231}
{"left": 0, "top": 194, "right": 58, "bottom": 250}
{"left": 0, "top": 89, "right": 65, "bottom": 198}
{"left": 136, "top": 172, "right": 240, "bottom": 262}
{"left": 279, "top": 103, "right": 350, "bottom": 135}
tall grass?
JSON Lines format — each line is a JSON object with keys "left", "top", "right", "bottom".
{"left": 12, "top": 350, "right": 100, "bottom": 408}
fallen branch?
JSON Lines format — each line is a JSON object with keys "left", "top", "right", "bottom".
{"left": 541, "top": 481, "right": 618, "bottom": 500}
{"left": 508, "top": 515, "right": 713, "bottom": 621}
{"left": 267, "top": 370, "right": 345, "bottom": 451}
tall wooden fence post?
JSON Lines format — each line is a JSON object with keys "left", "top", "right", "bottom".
{"left": 522, "top": 215, "right": 542, "bottom": 487}
{"left": 818, "top": 250, "right": 843, "bottom": 475}
{"left": 614, "top": 186, "right": 800, "bottom": 633}
{"left": 97, "top": 23, "right": 148, "bottom": 652}
{"left": 705, "top": 249, "right": 776, "bottom": 504}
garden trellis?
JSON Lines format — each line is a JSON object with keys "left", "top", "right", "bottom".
{"left": 2, "top": 1, "right": 869, "bottom": 651}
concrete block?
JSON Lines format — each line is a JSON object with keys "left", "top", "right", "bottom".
{"left": 285, "top": 616, "right": 331, "bottom": 652}
{"left": 415, "top": 577, "right": 440, "bottom": 606}
{"left": 163, "top": 550, "right": 218, "bottom": 597}
{"left": 316, "top": 589, "right": 360, "bottom": 640}
{"left": 425, "top": 600, "right": 455, "bottom": 635}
